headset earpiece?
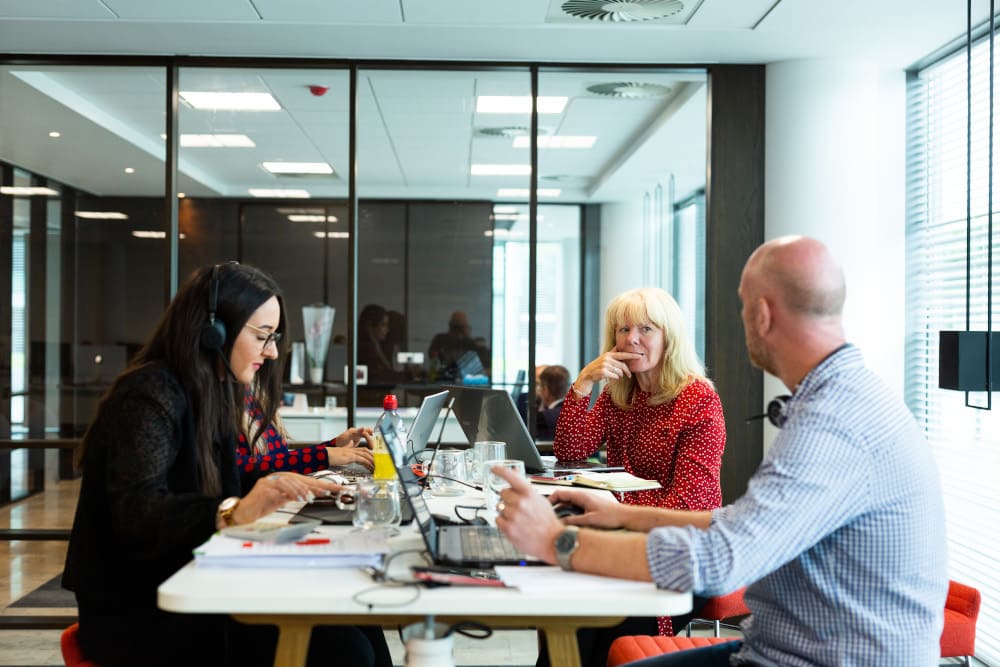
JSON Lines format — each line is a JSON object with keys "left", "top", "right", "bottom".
{"left": 199, "top": 264, "right": 227, "bottom": 351}
{"left": 746, "top": 394, "right": 792, "bottom": 428}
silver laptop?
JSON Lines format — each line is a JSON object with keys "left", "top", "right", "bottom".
{"left": 448, "top": 386, "right": 547, "bottom": 473}
{"left": 378, "top": 419, "right": 538, "bottom": 567}
{"left": 406, "top": 390, "right": 451, "bottom": 459}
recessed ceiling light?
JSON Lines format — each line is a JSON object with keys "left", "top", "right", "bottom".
{"left": 496, "top": 188, "right": 561, "bottom": 198}
{"left": 288, "top": 214, "right": 339, "bottom": 222}
{"left": 179, "top": 91, "right": 281, "bottom": 111}
{"left": 1, "top": 186, "right": 59, "bottom": 196}
{"left": 248, "top": 188, "right": 311, "bottom": 198}
{"left": 477, "top": 96, "right": 568, "bottom": 114}
{"left": 262, "top": 162, "right": 333, "bottom": 175}
{"left": 492, "top": 205, "right": 519, "bottom": 213}
{"left": 124, "top": 167, "right": 135, "bottom": 174}
{"left": 491, "top": 213, "right": 542, "bottom": 221}
{"left": 313, "top": 231, "right": 350, "bottom": 239}
{"left": 512, "top": 136, "right": 596, "bottom": 149}
{"left": 74, "top": 211, "right": 129, "bottom": 220}
{"left": 471, "top": 164, "right": 532, "bottom": 176}
{"left": 181, "top": 134, "right": 256, "bottom": 148}
{"left": 48, "top": 131, "right": 61, "bottom": 138}
{"left": 132, "top": 231, "right": 187, "bottom": 239}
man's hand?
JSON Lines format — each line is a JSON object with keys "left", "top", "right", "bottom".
{"left": 493, "top": 466, "right": 564, "bottom": 565}
{"left": 546, "top": 489, "right": 626, "bottom": 529}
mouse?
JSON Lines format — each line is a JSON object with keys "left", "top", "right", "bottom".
{"left": 552, "top": 502, "right": 585, "bottom": 519}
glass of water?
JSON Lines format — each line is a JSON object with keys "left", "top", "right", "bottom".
{"left": 352, "top": 478, "right": 402, "bottom": 534}
{"left": 482, "top": 459, "right": 525, "bottom": 524}
{"left": 466, "top": 440, "right": 506, "bottom": 484}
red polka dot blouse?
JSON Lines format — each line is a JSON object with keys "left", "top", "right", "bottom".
{"left": 236, "top": 396, "right": 331, "bottom": 480}
{"left": 553, "top": 378, "right": 727, "bottom": 511}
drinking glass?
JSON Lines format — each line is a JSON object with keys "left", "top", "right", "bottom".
{"left": 352, "top": 478, "right": 402, "bottom": 533}
{"left": 429, "top": 448, "right": 468, "bottom": 496}
{"left": 465, "top": 440, "right": 506, "bottom": 484}
{"left": 482, "top": 459, "right": 525, "bottom": 524}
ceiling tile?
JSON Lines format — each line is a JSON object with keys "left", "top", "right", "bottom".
{"left": 0, "top": 0, "right": 113, "bottom": 18}
{"left": 106, "top": 0, "right": 259, "bottom": 20}
{"left": 401, "top": 0, "right": 547, "bottom": 25}
{"left": 253, "top": 0, "right": 403, "bottom": 23}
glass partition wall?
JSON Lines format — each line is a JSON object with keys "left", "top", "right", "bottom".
{"left": 0, "top": 58, "right": 708, "bottom": 501}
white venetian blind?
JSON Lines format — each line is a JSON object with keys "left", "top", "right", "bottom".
{"left": 907, "top": 35, "right": 1000, "bottom": 665}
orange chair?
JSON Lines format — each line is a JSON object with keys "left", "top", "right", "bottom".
{"left": 940, "top": 579, "right": 981, "bottom": 666}
{"left": 61, "top": 622, "right": 101, "bottom": 667}
{"left": 607, "top": 635, "right": 735, "bottom": 667}
{"left": 685, "top": 588, "right": 750, "bottom": 637}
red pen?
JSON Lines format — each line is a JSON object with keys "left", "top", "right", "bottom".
{"left": 296, "top": 537, "right": 331, "bottom": 545}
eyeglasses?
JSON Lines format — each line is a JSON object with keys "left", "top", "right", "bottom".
{"left": 244, "top": 322, "right": 283, "bottom": 351}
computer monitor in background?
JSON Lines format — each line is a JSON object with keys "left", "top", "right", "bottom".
{"left": 407, "top": 389, "right": 450, "bottom": 456}
{"left": 448, "top": 385, "right": 546, "bottom": 473}
{"left": 509, "top": 369, "right": 527, "bottom": 406}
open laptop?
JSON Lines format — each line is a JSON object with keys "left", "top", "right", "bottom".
{"left": 405, "top": 389, "right": 451, "bottom": 458}
{"left": 448, "top": 386, "right": 547, "bottom": 473}
{"left": 378, "top": 419, "right": 539, "bottom": 567}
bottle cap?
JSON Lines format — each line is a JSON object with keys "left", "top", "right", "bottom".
{"left": 383, "top": 394, "right": 398, "bottom": 410}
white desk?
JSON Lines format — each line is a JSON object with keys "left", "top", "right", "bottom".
{"left": 158, "top": 488, "right": 690, "bottom": 667}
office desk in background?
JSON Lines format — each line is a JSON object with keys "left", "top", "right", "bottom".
{"left": 279, "top": 406, "right": 467, "bottom": 444}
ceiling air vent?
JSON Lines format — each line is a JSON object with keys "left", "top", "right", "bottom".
{"left": 476, "top": 126, "right": 552, "bottom": 138}
{"left": 560, "top": 0, "right": 685, "bottom": 22}
{"left": 587, "top": 82, "right": 672, "bottom": 99}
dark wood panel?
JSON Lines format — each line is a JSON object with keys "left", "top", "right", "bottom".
{"left": 705, "top": 65, "right": 766, "bottom": 504}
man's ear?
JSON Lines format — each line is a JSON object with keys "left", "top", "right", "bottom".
{"left": 755, "top": 297, "right": 773, "bottom": 335}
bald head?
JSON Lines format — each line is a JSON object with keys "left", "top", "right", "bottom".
{"left": 744, "top": 236, "right": 845, "bottom": 320}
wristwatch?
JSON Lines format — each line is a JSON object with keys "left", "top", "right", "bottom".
{"left": 554, "top": 526, "right": 580, "bottom": 571}
{"left": 217, "top": 496, "right": 240, "bottom": 527}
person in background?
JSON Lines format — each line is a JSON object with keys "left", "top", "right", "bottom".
{"left": 63, "top": 262, "right": 391, "bottom": 667}
{"left": 517, "top": 365, "right": 548, "bottom": 422}
{"left": 536, "top": 364, "right": 570, "bottom": 441}
{"left": 535, "top": 288, "right": 726, "bottom": 663}
{"left": 496, "top": 236, "right": 948, "bottom": 666}
{"left": 427, "top": 310, "right": 480, "bottom": 378}
{"left": 358, "top": 303, "right": 397, "bottom": 383}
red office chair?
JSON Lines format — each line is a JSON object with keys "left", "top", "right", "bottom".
{"left": 61, "top": 622, "right": 101, "bottom": 667}
{"left": 685, "top": 588, "right": 750, "bottom": 637}
{"left": 940, "top": 579, "right": 981, "bottom": 666}
{"left": 607, "top": 635, "right": 734, "bottom": 667}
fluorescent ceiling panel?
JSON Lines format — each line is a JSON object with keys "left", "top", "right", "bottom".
{"left": 248, "top": 188, "right": 311, "bottom": 198}
{"left": 471, "top": 164, "right": 532, "bottom": 176}
{"left": 476, "top": 96, "right": 568, "bottom": 114}
{"left": 262, "top": 161, "right": 333, "bottom": 175}
{"left": 74, "top": 211, "right": 129, "bottom": 219}
{"left": 496, "top": 188, "right": 561, "bottom": 198}
{"left": 179, "top": 91, "right": 281, "bottom": 111}
{"left": 512, "top": 135, "right": 596, "bottom": 149}
{"left": 181, "top": 134, "right": 256, "bottom": 147}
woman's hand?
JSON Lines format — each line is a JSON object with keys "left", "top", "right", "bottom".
{"left": 572, "top": 351, "right": 643, "bottom": 395}
{"left": 326, "top": 445, "right": 375, "bottom": 470}
{"left": 334, "top": 426, "right": 372, "bottom": 449}
{"left": 229, "top": 473, "right": 341, "bottom": 526}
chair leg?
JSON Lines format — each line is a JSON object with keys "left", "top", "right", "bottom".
{"left": 713, "top": 620, "right": 721, "bottom": 638}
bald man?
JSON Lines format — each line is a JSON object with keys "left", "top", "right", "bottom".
{"left": 495, "top": 237, "right": 947, "bottom": 666}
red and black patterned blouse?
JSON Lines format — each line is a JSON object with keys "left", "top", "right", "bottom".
{"left": 236, "top": 396, "right": 332, "bottom": 481}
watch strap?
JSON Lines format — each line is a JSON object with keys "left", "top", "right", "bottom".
{"left": 555, "top": 525, "right": 580, "bottom": 571}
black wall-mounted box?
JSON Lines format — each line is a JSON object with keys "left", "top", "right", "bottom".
{"left": 938, "top": 330, "right": 1000, "bottom": 391}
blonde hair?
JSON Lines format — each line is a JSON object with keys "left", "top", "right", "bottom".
{"left": 602, "top": 287, "right": 711, "bottom": 409}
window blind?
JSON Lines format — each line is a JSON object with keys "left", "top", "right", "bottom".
{"left": 907, "top": 35, "right": 1000, "bottom": 665}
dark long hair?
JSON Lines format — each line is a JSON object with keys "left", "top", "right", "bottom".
{"left": 79, "top": 262, "right": 288, "bottom": 495}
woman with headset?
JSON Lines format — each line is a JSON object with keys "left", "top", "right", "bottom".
{"left": 63, "top": 262, "right": 391, "bottom": 667}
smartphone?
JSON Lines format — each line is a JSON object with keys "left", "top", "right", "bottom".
{"left": 221, "top": 519, "right": 321, "bottom": 543}
{"left": 411, "top": 565, "right": 505, "bottom": 587}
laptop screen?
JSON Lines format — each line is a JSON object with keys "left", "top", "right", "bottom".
{"left": 377, "top": 419, "right": 438, "bottom": 556}
{"left": 405, "top": 390, "right": 450, "bottom": 459}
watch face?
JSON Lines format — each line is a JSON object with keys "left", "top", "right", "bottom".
{"left": 556, "top": 529, "right": 577, "bottom": 553}
{"left": 219, "top": 496, "right": 239, "bottom": 512}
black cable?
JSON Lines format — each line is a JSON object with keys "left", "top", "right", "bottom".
{"left": 423, "top": 398, "right": 455, "bottom": 483}
{"left": 424, "top": 474, "right": 481, "bottom": 491}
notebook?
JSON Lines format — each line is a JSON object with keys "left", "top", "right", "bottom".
{"left": 378, "top": 419, "right": 539, "bottom": 567}
{"left": 448, "top": 386, "right": 547, "bottom": 473}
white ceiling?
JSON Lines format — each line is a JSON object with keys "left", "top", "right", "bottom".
{"left": 0, "top": 0, "right": 990, "bottom": 204}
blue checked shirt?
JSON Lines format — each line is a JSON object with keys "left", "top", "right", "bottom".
{"left": 646, "top": 345, "right": 947, "bottom": 666}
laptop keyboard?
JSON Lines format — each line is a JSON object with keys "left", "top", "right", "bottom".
{"left": 459, "top": 526, "right": 524, "bottom": 561}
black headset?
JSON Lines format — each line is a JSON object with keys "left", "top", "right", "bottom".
{"left": 199, "top": 264, "right": 227, "bottom": 352}
{"left": 746, "top": 395, "right": 791, "bottom": 428}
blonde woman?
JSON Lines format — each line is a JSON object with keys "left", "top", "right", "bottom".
{"left": 556, "top": 287, "right": 726, "bottom": 512}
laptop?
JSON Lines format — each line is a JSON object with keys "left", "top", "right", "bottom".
{"left": 405, "top": 389, "right": 451, "bottom": 458}
{"left": 378, "top": 418, "right": 539, "bottom": 567}
{"left": 448, "top": 386, "right": 547, "bottom": 473}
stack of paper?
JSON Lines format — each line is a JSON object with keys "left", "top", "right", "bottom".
{"left": 193, "top": 529, "right": 389, "bottom": 568}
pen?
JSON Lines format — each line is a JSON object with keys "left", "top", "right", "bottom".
{"left": 296, "top": 537, "right": 331, "bottom": 545}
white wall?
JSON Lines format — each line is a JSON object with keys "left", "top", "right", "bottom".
{"left": 763, "top": 59, "right": 907, "bottom": 450}
{"left": 598, "top": 199, "right": 646, "bottom": 322}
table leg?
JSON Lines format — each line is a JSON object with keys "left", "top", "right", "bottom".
{"left": 232, "top": 614, "right": 312, "bottom": 667}
{"left": 543, "top": 625, "right": 582, "bottom": 667}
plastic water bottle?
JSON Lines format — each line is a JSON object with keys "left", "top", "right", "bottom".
{"left": 373, "top": 394, "right": 406, "bottom": 479}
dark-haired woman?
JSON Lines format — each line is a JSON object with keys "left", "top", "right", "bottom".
{"left": 63, "top": 262, "right": 391, "bottom": 667}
